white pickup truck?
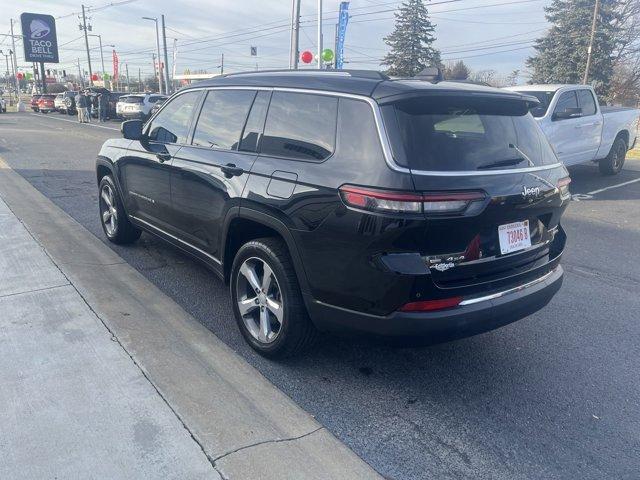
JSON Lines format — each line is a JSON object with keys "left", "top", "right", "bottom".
{"left": 505, "top": 84, "right": 639, "bottom": 175}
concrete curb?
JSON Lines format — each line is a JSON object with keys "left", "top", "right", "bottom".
{"left": 0, "top": 156, "right": 382, "bottom": 480}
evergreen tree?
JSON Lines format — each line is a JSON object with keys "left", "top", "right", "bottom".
{"left": 527, "top": 0, "right": 619, "bottom": 96}
{"left": 382, "top": 0, "right": 441, "bottom": 77}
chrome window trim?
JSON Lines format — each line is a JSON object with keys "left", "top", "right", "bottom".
{"left": 167, "top": 85, "right": 563, "bottom": 176}
{"left": 458, "top": 268, "right": 557, "bottom": 306}
{"left": 130, "top": 215, "right": 222, "bottom": 265}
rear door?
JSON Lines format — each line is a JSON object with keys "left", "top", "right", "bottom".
{"left": 117, "top": 90, "right": 201, "bottom": 232}
{"left": 381, "top": 94, "right": 570, "bottom": 293}
{"left": 169, "top": 88, "right": 265, "bottom": 261}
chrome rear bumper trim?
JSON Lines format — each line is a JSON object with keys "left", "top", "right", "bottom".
{"left": 458, "top": 268, "right": 558, "bottom": 306}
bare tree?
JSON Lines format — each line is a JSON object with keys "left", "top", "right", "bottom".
{"left": 470, "top": 69, "right": 497, "bottom": 86}
{"left": 610, "top": 1, "right": 640, "bottom": 104}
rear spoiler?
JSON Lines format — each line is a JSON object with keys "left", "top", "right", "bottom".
{"left": 377, "top": 90, "right": 541, "bottom": 114}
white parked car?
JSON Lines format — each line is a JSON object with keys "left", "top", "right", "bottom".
{"left": 505, "top": 84, "right": 639, "bottom": 175}
{"left": 116, "top": 93, "right": 167, "bottom": 121}
{"left": 54, "top": 93, "right": 66, "bottom": 113}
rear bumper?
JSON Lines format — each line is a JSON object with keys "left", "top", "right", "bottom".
{"left": 305, "top": 265, "right": 563, "bottom": 338}
{"left": 121, "top": 111, "right": 144, "bottom": 119}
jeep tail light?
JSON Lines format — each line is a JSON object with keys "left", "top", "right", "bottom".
{"left": 339, "top": 186, "right": 485, "bottom": 215}
{"left": 557, "top": 176, "right": 571, "bottom": 197}
{"left": 339, "top": 186, "right": 423, "bottom": 213}
{"left": 422, "top": 192, "right": 485, "bottom": 214}
{"left": 398, "top": 296, "right": 463, "bottom": 312}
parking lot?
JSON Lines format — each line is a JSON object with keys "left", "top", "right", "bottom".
{"left": 1, "top": 111, "right": 639, "bottom": 479}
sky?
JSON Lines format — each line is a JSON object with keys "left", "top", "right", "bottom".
{"left": 0, "top": 0, "right": 553, "bottom": 82}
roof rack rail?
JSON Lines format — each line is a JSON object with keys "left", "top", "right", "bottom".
{"left": 222, "top": 69, "right": 389, "bottom": 80}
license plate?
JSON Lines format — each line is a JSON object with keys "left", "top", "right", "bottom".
{"left": 498, "top": 220, "right": 531, "bottom": 254}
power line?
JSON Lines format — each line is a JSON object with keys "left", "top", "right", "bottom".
{"left": 56, "top": 0, "right": 140, "bottom": 19}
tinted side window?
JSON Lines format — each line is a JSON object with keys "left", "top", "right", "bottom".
{"left": 554, "top": 91, "right": 578, "bottom": 114}
{"left": 261, "top": 92, "right": 338, "bottom": 161}
{"left": 335, "top": 98, "right": 385, "bottom": 168}
{"left": 147, "top": 91, "right": 200, "bottom": 144}
{"left": 577, "top": 89, "right": 597, "bottom": 116}
{"left": 239, "top": 91, "right": 271, "bottom": 153}
{"left": 192, "top": 90, "right": 256, "bottom": 150}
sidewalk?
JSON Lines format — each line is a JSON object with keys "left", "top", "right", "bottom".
{"left": 0, "top": 196, "right": 220, "bottom": 479}
{"left": 0, "top": 157, "right": 382, "bottom": 479}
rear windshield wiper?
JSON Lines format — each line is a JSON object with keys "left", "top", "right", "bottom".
{"left": 477, "top": 158, "right": 525, "bottom": 170}
{"left": 508, "top": 143, "right": 535, "bottom": 167}
{"left": 476, "top": 144, "right": 536, "bottom": 170}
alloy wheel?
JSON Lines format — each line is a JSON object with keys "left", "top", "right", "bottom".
{"left": 100, "top": 183, "right": 118, "bottom": 236}
{"left": 235, "top": 257, "right": 284, "bottom": 344}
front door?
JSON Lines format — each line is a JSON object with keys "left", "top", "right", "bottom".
{"left": 574, "top": 88, "right": 603, "bottom": 162}
{"left": 117, "top": 90, "right": 202, "bottom": 232}
{"left": 170, "top": 89, "right": 269, "bottom": 262}
{"left": 546, "top": 90, "right": 583, "bottom": 165}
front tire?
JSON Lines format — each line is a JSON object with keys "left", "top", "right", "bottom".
{"left": 98, "top": 175, "right": 141, "bottom": 244}
{"left": 230, "top": 237, "right": 317, "bottom": 358}
{"left": 599, "top": 137, "right": 627, "bottom": 175}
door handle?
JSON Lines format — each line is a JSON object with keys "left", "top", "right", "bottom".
{"left": 156, "top": 153, "right": 172, "bottom": 163}
{"left": 220, "top": 163, "right": 244, "bottom": 178}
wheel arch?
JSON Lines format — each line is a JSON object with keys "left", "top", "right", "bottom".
{"left": 222, "top": 208, "right": 310, "bottom": 294}
{"left": 616, "top": 130, "right": 630, "bottom": 149}
{"left": 96, "top": 156, "right": 131, "bottom": 217}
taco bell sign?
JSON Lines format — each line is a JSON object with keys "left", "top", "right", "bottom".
{"left": 20, "top": 12, "right": 59, "bottom": 63}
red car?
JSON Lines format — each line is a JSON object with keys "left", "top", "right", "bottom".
{"left": 30, "top": 95, "right": 41, "bottom": 112}
{"left": 37, "top": 94, "right": 56, "bottom": 114}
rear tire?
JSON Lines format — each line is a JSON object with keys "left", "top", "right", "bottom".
{"left": 599, "top": 137, "right": 627, "bottom": 175}
{"left": 230, "top": 237, "right": 317, "bottom": 358}
{"left": 98, "top": 175, "right": 141, "bottom": 244}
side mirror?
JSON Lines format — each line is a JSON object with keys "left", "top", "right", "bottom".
{"left": 121, "top": 119, "right": 144, "bottom": 140}
{"left": 553, "top": 107, "right": 582, "bottom": 120}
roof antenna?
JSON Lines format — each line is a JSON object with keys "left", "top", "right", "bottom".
{"left": 414, "top": 66, "right": 443, "bottom": 83}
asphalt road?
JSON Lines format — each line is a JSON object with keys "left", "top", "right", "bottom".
{"left": 2, "top": 111, "right": 639, "bottom": 480}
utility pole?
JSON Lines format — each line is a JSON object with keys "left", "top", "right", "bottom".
{"left": 81, "top": 5, "right": 94, "bottom": 86}
{"left": 220, "top": 53, "right": 224, "bottom": 75}
{"left": 10, "top": 19, "right": 22, "bottom": 108}
{"left": 89, "top": 34, "right": 105, "bottom": 81}
{"left": 583, "top": 0, "right": 600, "bottom": 84}
{"left": 152, "top": 53, "right": 157, "bottom": 92}
{"left": 161, "top": 15, "right": 171, "bottom": 94}
{"left": 77, "top": 58, "right": 84, "bottom": 88}
{"left": 172, "top": 38, "right": 178, "bottom": 84}
{"left": 143, "top": 17, "right": 163, "bottom": 94}
{"left": 125, "top": 63, "right": 130, "bottom": 92}
{"left": 317, "top": 0, "right": 323, "bottom": 69}
{"left": 138, "top": 67, "right": 141, "bottom": 93}
{"left": 289, "top": 0, "right": 301, "bottom": 69}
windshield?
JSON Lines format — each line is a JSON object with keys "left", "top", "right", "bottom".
{"left": 515, "top": 90, "right": 556, "bottom": 118}
{"left": 382, "top": 95, "right": 558, "bottom": 171}
{"left": 123, "top": 96, "right": 144, "bottom": 104}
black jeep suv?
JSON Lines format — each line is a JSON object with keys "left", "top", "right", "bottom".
{"left": 96, "top": 70, "right": 570, "bottom": 358}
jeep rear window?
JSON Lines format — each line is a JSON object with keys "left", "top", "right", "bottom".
{"left": 124, "top": 96, "right": 144, "bottom": 104}
{"left": 382, "top": 95, "right": 558, "bottom": 171}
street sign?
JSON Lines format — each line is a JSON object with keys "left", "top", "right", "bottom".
{"left": 250, "top": 46, "right": 257, "bottom": 56}
{"left": 20, "top": 12, "right": 59, "bottom": 63}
